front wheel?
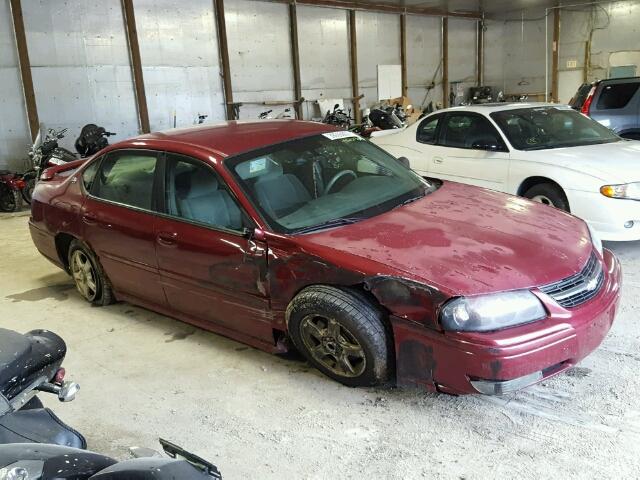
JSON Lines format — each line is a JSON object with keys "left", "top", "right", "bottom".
{"left": 0, "top": 187, "right": 19, "bottom": 212}
{"left": 22, "top": 177, "right": 35, "bottom": 204}
{"left": 523, "top": 183, "right": 570, "bottom": 212}
{"left": 287, "top": 286, "right": 392, "bottom": 387}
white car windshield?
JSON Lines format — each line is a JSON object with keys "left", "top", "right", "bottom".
{"left": 490, "top": 106, "right": 620, "bottom": 151}
{"left": 227, "top": 133, "right": 433, "bottom": 234}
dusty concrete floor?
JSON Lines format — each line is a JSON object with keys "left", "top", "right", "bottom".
{"left": 0, "top": 213, "right": 638, "bottom": 479}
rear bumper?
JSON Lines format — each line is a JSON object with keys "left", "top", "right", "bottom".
{"left": 392, "top": 248, "right": 622, "bottom": 395}
{"left": 29, "top": 219, "right": 64, "bottom": 269}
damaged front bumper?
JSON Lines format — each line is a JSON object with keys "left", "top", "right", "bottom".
{"left": 391, "top": 249, "right": 622, "bottom": 395}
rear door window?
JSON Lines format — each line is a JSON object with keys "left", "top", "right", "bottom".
{"left": 416, "top": 115, "right": 441, "bottom": 144}
{"left": 596, "top": 82, "right": 640, "bottom": 110}
{"left": 92, "top": 151, "right": 159, "bottom": 210}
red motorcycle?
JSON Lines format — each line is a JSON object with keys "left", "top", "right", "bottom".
{"left": 0, "top": 170, "right": 25, "bottom": 212}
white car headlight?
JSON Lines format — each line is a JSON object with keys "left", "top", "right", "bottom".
{"left": 587, "top": 223, "right": 603, "bottom": 255}
{"left": 440, "top": 290, "right": 546, "bottom": 332}
{"left": 0, "top": 461, "right": 44, "bottom": 480}
{"left": 600, "top": 182, "right": 640, "bottom": 201}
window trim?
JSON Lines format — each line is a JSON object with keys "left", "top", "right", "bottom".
{"left": 157, "top": 152, "right": 255, "bottom": 237}
{"left": 85, "top": 148, "right": 163, "bottom": 215}
{"left": 415, "top": 113, "right": 444, "bottom": 145}
{"left": 437, "top": 112, "right": 509, "bottom": 153}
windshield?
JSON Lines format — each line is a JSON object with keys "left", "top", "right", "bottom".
{"left": 490, "top": 106, "right": 620, "bottom": 151}
{"left": 226, "top": 132, "right": 433, "bottom": 234}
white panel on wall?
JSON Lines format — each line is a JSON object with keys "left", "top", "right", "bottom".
{"left": 448, "top": 17, "right": 477, "bottom": 103}
{"left": 135, "top": 0, "right": 225, "bottom": 130}
{"left": 225, "top": 0, "right": 294, "bottom": 120}
{"left": 297, "top": 6, "right": 351, "bottom": 120}
{"left": 22, "top": 0, "right": 139, "bottom": 152}
{"left": 356, "top": 11, "right": 401, "bottom": 110}
{"left": 0, "top": 0, "right": 31, "bottom": 170}
{"left": 406, "top": 15, "right": 442, "bottom": 110}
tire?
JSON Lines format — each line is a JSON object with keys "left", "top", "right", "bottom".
{"left": 287, "top": 285, "right": 391, "bottom": 387}
{"left": 523, "top": 183, "right": 570, "bottom": 212}
{"left": 68, "top": 239, "right": 115, "bottom": 306}
{"left": 22, "top": 396, "right": 44, "bottom": 410}
{"left": 22, "top": 177, "right": 35, "bottom": 204}
{"left": 0, "top": 187, "right": 19, "bottom": 212}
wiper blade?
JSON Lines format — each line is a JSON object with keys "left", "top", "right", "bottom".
{"left": 293, "top": 217, "right": 364, "bottom": 234}
{"left": 394, "top": 192, "right": 426, "bottom": 209}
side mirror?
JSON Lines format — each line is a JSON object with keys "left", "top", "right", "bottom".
{"left": 397, "top": 156, "right": 410, "bottom": 168}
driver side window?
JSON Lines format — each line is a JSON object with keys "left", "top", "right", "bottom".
{"left": 164, "top": 154, "right": 244, "bottom": 231}
{"left": 439, "top": 114, "right": 506, "bottom": 151}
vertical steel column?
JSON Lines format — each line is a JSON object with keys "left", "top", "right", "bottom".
{"left": 400, "top": 13, "right": 408, "bottom": 97}
{"left": 214, "top": 0, "right": 235, "bottom": 120}
{"left": 442, "top": 16, "right": 449, "bottom": 107}
{"left": 477, "top": 19, "right": 484, "bottom": 86}
{"left": 121, "top": 0, "right": 150, "bottom": 133}
{"left": 551, "top": 8, "right": 560, "bottom": 102}
{"left": 9, "top": 0, "right": 39, "bottom": 140}
{"left": 289, "top": 3, "right": 303, "bottom": 119}
{"left": 348, "top": 10, "right": 361, "bottom": 124}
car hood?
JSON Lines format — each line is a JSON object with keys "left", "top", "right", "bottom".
{"left": 518, "top": 140, "right": 640, "bottom": 183}
{"left": 295, "top": 181, "right": 593, "bottom": 296}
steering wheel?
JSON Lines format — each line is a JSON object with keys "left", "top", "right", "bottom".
{"left": 323, "top": 170, "right": 357, "bottom": 195}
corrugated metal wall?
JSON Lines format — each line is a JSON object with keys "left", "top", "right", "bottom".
{"left": 22, "top": 0, "right": 139, "bottom": 154}
{"left": 406, "top": 15, "right": 442, "bottom": 110}
{"left": 0, "top": 0, "right": 30, "bottom": 171}
{"left": 136, "top": 0, "right": 226, "bottom": 130}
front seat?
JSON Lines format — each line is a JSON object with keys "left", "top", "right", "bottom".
{"left": 253, "top": 162, "right": 311, "bottom": 219}
{"left": 175, "top": 171, "right": 242, "bottom": 230}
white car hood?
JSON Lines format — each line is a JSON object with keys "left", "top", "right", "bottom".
{"left": 518, "top": 140, "right": 640, "bottom": 183}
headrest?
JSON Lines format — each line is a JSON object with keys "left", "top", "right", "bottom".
{"left": 176, "top": 169, "right": 218, "bottom": 198}
{"left": 235, "top": 157, "right": 283, "bottom": 181}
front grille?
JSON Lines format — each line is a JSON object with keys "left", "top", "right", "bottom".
{"left": 539, "top": 253, "right": 604, "bottom": 308}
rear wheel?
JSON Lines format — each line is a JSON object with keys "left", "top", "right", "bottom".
{"left": 0, "top": 187, "right": 19, "bottom": 212}
{"left": 287, "top": 286, "right": 391, "bottom": 387}
{"left": 22, "top": 177, "right": 35, "bottom": 204}
{"left": 68, "top": 240, "right": 114, "bottom": 306}
{"left": 523, "top": 183, "right": 570, "bottom": 212}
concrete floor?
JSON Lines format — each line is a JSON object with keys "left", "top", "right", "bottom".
{"left": 1, "top": 213, "right": 639, "bottom": 479}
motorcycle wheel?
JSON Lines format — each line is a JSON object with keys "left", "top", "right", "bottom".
{"left": 22, "top": 178, "right": 35, "bottom": 204}
{"left": 0, "top": 187, "right": 19, "bottom": 212}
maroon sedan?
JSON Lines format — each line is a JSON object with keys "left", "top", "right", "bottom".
{"left": 29, "top": 121, "right": 621, "bottom": 395}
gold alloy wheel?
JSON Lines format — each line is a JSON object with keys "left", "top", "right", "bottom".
{"left": 71, "top": 250, "right": 98, "bottom": 302}
{"left": 299, "top": 315, "right": 366, "bottom": 378}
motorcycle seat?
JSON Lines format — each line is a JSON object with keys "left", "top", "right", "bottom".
{"left": 0, "top": 329, "right": 66, "bottom": 400}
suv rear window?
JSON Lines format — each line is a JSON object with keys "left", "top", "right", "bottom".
{"left": 596, "top": 82, "right": 640, "bottom": 110}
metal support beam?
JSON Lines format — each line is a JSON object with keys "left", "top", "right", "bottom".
{"left": 551, "top": 8, "right": 560, "bottom": 102}
{"left": 274, "top": 0, "right": 481, "bottom": 18}
{"left": 9, "top": 0, "right": 39, "bottom": 141}
{"left": 121, "top": 0, "right": 150, "bottom": 133}
{"left": 214, "top": 0, "right": 235, "bottom": 120}
{"left": 289, "top": 3, "right": 303, "bottom": 119}
{"left": 348, "top": 10, "right": 362, "bottom": 124}
{"left": 476, "top": 19, "right": 484, "bottom": 86}
{"left": 442, "top": 17, "right": 449, "bottom": 108}
{"left": 400, "top": 13, "right": 408, "bottom": 97}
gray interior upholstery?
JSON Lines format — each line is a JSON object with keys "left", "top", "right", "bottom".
{"left": 252, "top": 163, "right": 311, "bottom": 218}
{"left": 175, "top": 169, "right": 242, "bottom": 230}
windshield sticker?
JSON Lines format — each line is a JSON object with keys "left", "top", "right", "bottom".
{"left": 322, "top": 131, "right": 360, "bottom": 141}
{"left": 249, "top": 157, "right": 267, "bottom": 174}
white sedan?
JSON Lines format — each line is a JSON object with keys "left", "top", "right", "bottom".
{"left": 371, "top": 103, "right": 640, "bottom": 241}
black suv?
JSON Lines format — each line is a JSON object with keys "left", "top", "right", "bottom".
{"left": 570, "top": 77, "right": 640, "bottom": 140}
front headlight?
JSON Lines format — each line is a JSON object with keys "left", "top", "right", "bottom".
{"left": 440, "top": 290, "right": 546, "bottom": 332}
{"left": 600, "top": 182, "right": 640, "bottom": 200}
{"left": 587, "top": 223, "right": 603, "bottom": 255}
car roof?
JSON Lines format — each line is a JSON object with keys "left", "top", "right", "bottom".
{"left": 431, "top": 102, "right": 565, "bottom": 115}
{"left": 119, "top": 120, "right": 337, "bottom": 158}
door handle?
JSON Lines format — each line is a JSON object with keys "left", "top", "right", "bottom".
{"left": 433, "top": 156, "right": 444, "bottom": 164}
{"left": 157, "top": 231, "right": 178, "bottom": 246}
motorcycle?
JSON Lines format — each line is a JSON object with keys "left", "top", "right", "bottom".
{"left": 0, "top": 328, "right": 81, "bottom": 447}
{"left": 258, "top": 108, "right": 294, "bottom": 120}
{"left": 368, "top": 103, "right": 406, "bottom": 130}
{"left": 322, "top": 104, "right": 353, "bottom": 128}
{"left": 22, "top": 124, "right": 115, "bottom": 204}
{"left": 0, "top": 172, "right": 25, "bottom": 213}
{"left": 0, "top": 438, "right": 222, "bottom": 479}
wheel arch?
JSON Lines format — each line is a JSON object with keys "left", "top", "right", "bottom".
{"left": 54, "top": 232, "right": 77, "bottom": 272}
